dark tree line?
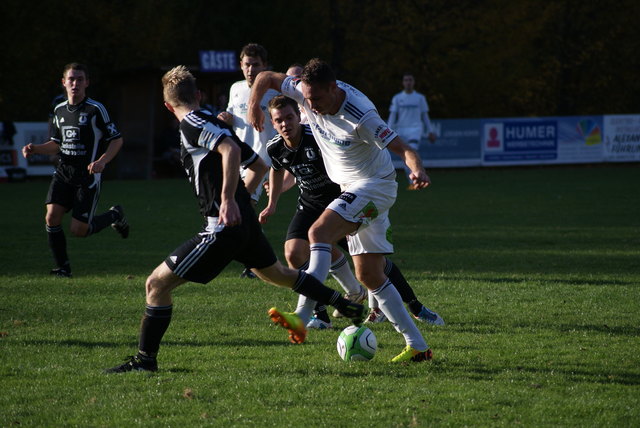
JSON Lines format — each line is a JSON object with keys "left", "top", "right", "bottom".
{"left": 1, "top": 0, "right": 638, "bottom": 121}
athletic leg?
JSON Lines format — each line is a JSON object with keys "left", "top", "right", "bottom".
{"left": 45, "top": 203, "right": 71, "bottom": 276}
{"left": 353, "top": 254, "right": 428, "bottom": 352}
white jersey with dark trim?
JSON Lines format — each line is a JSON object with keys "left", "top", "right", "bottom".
{"left": 226, "top": 80, "right": 278, "bottom": 166}
{"left": 281, "top": 77, "right": 397, "bottom": 186}
{"left": 179, "top": 110, "right": 259, "bottom": 218}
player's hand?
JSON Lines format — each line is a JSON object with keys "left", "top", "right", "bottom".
{"left": 247, "top": 105, "right": 265, "bottom": 132}
{"left": 258, "top": 205, "right": 276, "bottom": 224}
{"left": 87, "top": 159, "right": 106, "bottom": 174}
{"left": 22, "top": 143, "right": 34, "bottom": 158}
{"left": 217, "top": 111, "right": 233, "bottom": 125}
{"left": 409, "top": 170, "right": 431, "bottom": 190}
{"left": 219, "top": 199, "right": 241, "bottom": 227}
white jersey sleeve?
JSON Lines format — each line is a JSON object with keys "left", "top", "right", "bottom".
{"left": 358, "top": 112, "right": 397, "bottom": 150}
{"left": 281, "top": 76, "right": 304, "bottom": 103}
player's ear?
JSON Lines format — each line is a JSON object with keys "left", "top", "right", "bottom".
{"left": 164, "top": 102, "right": 175, "bottom": 113}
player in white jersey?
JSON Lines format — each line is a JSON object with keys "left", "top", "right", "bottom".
{"left": 218, "top": 43, "right": 278, "bottom": 204}
{"left": 388, "top": 73, "right": 436, "bottom": 189}
{"left": 248, "top": 58, "right": 435, "bottom": 363}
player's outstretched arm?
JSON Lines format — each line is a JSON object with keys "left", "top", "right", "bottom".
{"left": 21, "top": 140, "right": 59, "bottom": 158}
{"left": 259, "top": 168, "right": 285, "bottom": 224}
{"left": 388, "top": 136, "right": 431, "bottom": 189}
{"left": 247, "top": 71, "right": 287, "bottom": 132}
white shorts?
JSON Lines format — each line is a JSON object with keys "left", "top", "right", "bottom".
{"left": 326, "top": 178, "right": 397, "bottom": 256}
{"left": 397, "top": 126, "right": 422, "bottom": 146}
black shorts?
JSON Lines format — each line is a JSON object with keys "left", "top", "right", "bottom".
{"left": 45, "top": 170, "right": 102, "bottom": 223}
{"left": 286, "top": 206, "right": 348, "bottom": 253}
{"left": 164, "top": 211, "right": 277, "bottom": 284}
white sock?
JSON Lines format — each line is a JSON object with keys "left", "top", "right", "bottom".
{"left": 295, "top": 294, "right": 317, "bottom": 325}
{"left": 329, "top": 254, "right": 362, "bottom": 294}
{"left": 371, "top": 279, "right": 427, "bottom": 351}
{"left": 368, "top": 290, "right": 378, "bottom": 309}
{"left": 306, "top": 243, "right": 332, "bottom": 283}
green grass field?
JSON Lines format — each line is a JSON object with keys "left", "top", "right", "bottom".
{"left": 1, "top": 165, "right": 639, "bottom": 427}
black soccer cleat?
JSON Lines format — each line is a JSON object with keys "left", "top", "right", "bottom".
{"left": 104, "top": 355, "right": 157, "bottom": 373}
{"left": 110, "top": 205, "right": 130, "bottom": 239}
{"left": 50, "top": 267, "right": 72, "bottom": 278}
{"left": 338, "top": 302, "right": 365, "bottom": 327}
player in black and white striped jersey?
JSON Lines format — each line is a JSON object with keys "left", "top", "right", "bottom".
{"left": 105, "top": 66, "right": 364, "bottom": 373}
{"left": 22, "top": 63, "right": 128, "bottom": 278}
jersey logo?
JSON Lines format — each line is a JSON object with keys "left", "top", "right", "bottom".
{"left": 170, "top": 256, "right": 178, "bottom": 263}
{"left": 304, "top": 147, "right": 317, "bottom": 160}
{"left": 357, "top": 201, "right": 379, "bottom": 220}
{"left": 339, "top": 192, "right": 357, "bottom": 204}
{"left": 107, "top": 123, "right": 118, "bottom": 136}
{"left": 62, "top": 126, "right": 80, "bottom": 142}
{"left": 79, "top": 113, "right": 89, "bottom": 125}
{"left": 338, "top": 203, "right": 347, "bottom": 211}
{"left": 375, "top": 125, "right": 393, "bottom": 140}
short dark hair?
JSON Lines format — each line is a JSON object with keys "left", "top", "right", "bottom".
{"left": 402, "top": 72, "right": 414, "bottom": 78}
{"left": 240, "top": 43, "right": 268, "bottom": 63}
{"left": 62, "top": 63, "right": 89, "bottom": 78}
{"left": 301, "top": 58, "right": 336, "bottom": 86}
{"left": 268, "top": 95, "right": 300, "bottom": 116}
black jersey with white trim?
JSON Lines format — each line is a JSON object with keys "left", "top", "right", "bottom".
{"left": 267, "top": 124, "right": 341, "bottom": 211}
{"left": 51, "top": 97, "right": 121, "bottom": 171}
{"left": 179, "top": 109, "right": 259, "bottom": 218}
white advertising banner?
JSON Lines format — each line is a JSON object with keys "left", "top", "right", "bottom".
{"left": 604, "top": 115, "right": 640, "bottom": 162}
{"left": 1, "top": 122, "right": 54, "bottom": 180}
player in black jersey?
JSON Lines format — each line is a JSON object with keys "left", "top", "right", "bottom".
{"left": 259, "top": 96, "right": 444, "bottom": 328}
{"left": 106, "top": 66, "right": 364, "bottom": 373}
{"left": 22, "top": 63, "right": 128, "bottom": 278}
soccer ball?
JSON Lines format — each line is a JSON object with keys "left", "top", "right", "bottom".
{"left": 336, "top": 325, "right": 377, "bottom": 361}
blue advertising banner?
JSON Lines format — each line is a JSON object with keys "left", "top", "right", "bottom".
{"left": 199, "top": 50, "right": 237, "bottom": 72}
{"left": 482, "top": 116, "right": 604, "bottom": 166}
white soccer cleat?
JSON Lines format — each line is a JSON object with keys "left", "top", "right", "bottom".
{"left": 306, "top": 316, "right": 333, "bottom": 330}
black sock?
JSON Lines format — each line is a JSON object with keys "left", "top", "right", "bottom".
{"left": 385, "top": 258, "right": 422, "bottom": 315}
{"left": 87, "top": 210, "right": 119, "bottom": 236}
{"left": 292, "top": 271, "right": 342, "bottom": 307}
{"left": 46, "top": 224, "right": 69, "bottom": 270}
{"left": 314, "top": 304, "right": 331, "bottom": 323}
{"left": 138, "top": 304, "right": 173, "bottom": 359}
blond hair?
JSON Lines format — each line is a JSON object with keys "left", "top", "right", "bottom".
{"left": 162, "top": 65, "right": 197, "bottom": 107}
